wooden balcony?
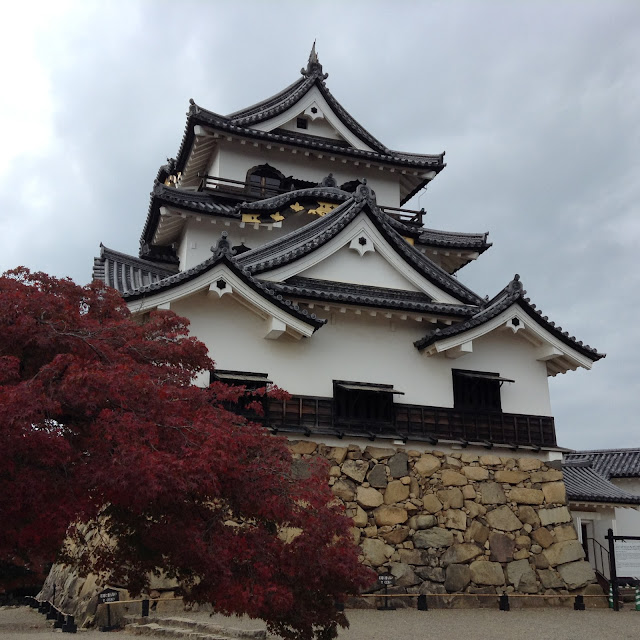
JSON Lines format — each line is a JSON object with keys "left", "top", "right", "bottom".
{"left": 264, "top": 395, "right": 557, "bottom": 449}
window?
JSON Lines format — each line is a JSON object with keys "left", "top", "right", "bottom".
{"left": 333, "top": 380, "right": 403, "bottom": 428}
{"left": 246, "top": 164, "right": 283, "bottom": 197}
{"left": 452, "top": 370, "right": 513, "bottom": 412}
{"left": 296, "top": 117, "right": 308, "bottom": 129}
{"left": 211, "top": 370, "right": 271, "bottom": 422}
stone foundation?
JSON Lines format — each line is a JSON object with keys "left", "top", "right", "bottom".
{"left": 39, "top": 440, "right": 603, "bottom": 622}
{"left": 290, "top": 440, "right": 600, "bottom": 605}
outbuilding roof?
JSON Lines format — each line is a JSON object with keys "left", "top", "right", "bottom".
{"left": 565, "top": 449, "right": 640, "bottom": 479}
{"left": 562, "top": 460, "right": 640, "bottom": 505}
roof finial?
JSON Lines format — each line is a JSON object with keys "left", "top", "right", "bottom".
{"left": 211, "top": 231, "right": 234, "bottom": 258}
{"left": 301, "top": 40, "right": 328, "bottom": 79}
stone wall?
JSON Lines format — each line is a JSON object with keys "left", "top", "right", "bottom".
{"left": 290, "top": 440, "right": 600, "bottom": 606}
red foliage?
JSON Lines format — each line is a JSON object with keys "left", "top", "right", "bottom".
{"left": 0, "top": 268, "right": 374, "bottom": 640}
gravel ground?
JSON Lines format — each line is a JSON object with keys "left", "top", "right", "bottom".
{"left": 3, "top": 604, "right": 640, "bottom": 640}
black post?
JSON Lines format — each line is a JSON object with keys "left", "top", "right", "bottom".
{"left": 573, "top": 595, "right": 585, "bottom": 611}
{"left": 46, "top": 604, "right": 57, "bottom": 620}
{"left": 607, "top": 528, "right": 620, "bottom": 612}
{"left": 377, "top": 584, "right": 396, "bottom": 611}
{"left": 417, "top": 594, "right": 428, "bottom": 611}
{"left": 62, "top": 614, "right": 77, "bottom": 633}
{"left": 499, "top": 594, "right": 510, "bottom": 611}
{"left": 142, "top": 599, "right": 150, "bottom": 617}
{"left": 54, "top": 610, "right": 65, "bottom": 628}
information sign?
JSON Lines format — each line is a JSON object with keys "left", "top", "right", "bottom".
{"left": 98, "top": 588, "right": 120, "bottom": 604}
{"left": 614, "top": 540, "right": 640, "bottom": 578}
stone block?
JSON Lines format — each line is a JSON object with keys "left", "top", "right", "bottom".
{"left": 441, "top": 470, "right": 467, "bottom": 486}
{"left": 517, "top": 505, "right": 540, "bottom": 527}
{"left": 513, "top": 549, "right": 529, "bottom": 560}
{"left": 381, "top": 526, "right": 410, "bottom": 545}
{"left": 494, "top": 470, "right": 530, "bottom": 484}
{"left": 462, "top": 466, "right": 489, "bottom": 481}
{"left": 465, "top": 520, "right": 490, "bottom": 545}
{"left": 485, "top": 505, "right": 523, "bottom": 532}
{"left": 530, "top": 470, "right": 564, "bottom": 483}
{"left": 542, "top": 481, "right": 567, "bottom": 505}
{"left": 445, "top": 564, "right": 471, "bottom": 592}
{"left": 361, "top": 538, "right": 392, "bottom": 566}
{"left": 532, "top": 527, "right": 554, "bottom": 548}
{"left": 367, "top": 464, "right": 388, "bottom": 488}
{"left": 516, "top": 535, "right": 531, "bottom": 550}
{"left": 444, "top": 509, "right": 467, "bottom": 531}
{"left": 538, "top": 507, "right": 571, "bottom": 526}
{"left": 533, "top": 553, "right": 549, "bottom": 569}
{"left": 409, "top": 514, "right": 436, "bottom": 530}
{"left": 374, "top": 505, "right": 408, "bottom": 526}
{"left": 414, "top": 454, "right": 440, "bottom": 477}
{"left": 356, "top": 486, "right": 384, "bottom": 508}
{"left": 518, "top": 457, "right": 543, "bottom": 471}
{"left": 506, "top": 559, "right": 538, "bottom": 593}
{"left": 543, "top": 540, "right": 585, "bottom": 567}
{"left": 437, "top": 487, "right": 464, "bottom": 509}
{"left": 347, "top": 505, "right": 368, "bottom": 528}
{"left": 423, "top": 494, "right": 443, "bottom": 513}
{"left": 462, "top": 485, "right": 477, "bottom": 499}
{"left": 289, "top": 440, "right": 318, "bottom": 455}
{"left": 557, "top": 560, "right": 596, "bottom": 589}
{"left": 442, "top": 543, "right": 482, "bottom": 567}
{"left": 365, "top": 446, "right": 395, "bottom": 460}
{"left": 553, "top": 525, "right": 578, "bottom": 542}
{"left": 509, "top": 488, "right": 544, "bottom": 505}
{"left": 390, "top": 562, "right": 420, "bottom": 587}
{"left": 538, "top": 569, "right": 564, "bottom": 589}
{"left": 328, "top": 446, "right": 348, "bottom": 464}
{"left": 384, "top": 480, "right": 410, "bottom": 504}
{"left": 479, "top": 482, "right": 507, "bottom": 505}
{"left": 388, "top": 452, "right": 409, "bottom": 478}
{"left": 414, "top": 528, "right": 454, "bottom": 549}
{"left": 398, "top": 548, "right": 429, "bottom": 565}
{"left": 332, "top": 478, "right": 356, "bottom": 501}
{"left": 415, "top": 566, "right": 445, "bottom": 582}
{"left": 479, "top": 455, "right": 502, "bottom": 466}
{"left": 464, "top": 500, "right": 486, "bottom": 518}
{"left": 342, "top": 459, "right": 369, "bottom": 484}
{"left": 489, "top": 532, "right": 515, "bottom": 563}
{"left": 469, "top": 560, "right": 505, "bottom": 586}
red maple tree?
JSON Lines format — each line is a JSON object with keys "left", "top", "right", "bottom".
{"left": 0, "top": 268, "right": 374, "bottom": 640}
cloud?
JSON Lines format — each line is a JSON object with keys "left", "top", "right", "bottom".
{"left": 0, "top": 0, "right": 638, "bottom": 449}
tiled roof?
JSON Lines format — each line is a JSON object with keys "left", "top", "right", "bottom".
{"left": 270, "top": 276, "right": 479, "bottom": 316}
{"left": 92, "top": 245, "right": 177, "bottom": 294}
{"left": 120, "top": 233, "right": 325, "bottom": 331}
{"left": 140, "top": 183, "right": 239, "bottom": 248}
{"left": 414, "top": 275, "right": 604, "bottom": 361}
{"left": 565, "top": 449, "right": 640, "bottom": 479}
{"left": 418, "top": 228, "right": 491, "bottom": 250}
{"left": 174, "top": 50, "right": 444, "bottom": 193}
{"left": 562, "top": 461, "right": 640, "bottom": 505}
{"left": 177, "top": 104, "right": 444, "bottom": 173}
{"left": 227, "top": 46, "right": 389, "bottom": 155}
{"left": 237, "top": 184, "right": 484, "bottom": 306}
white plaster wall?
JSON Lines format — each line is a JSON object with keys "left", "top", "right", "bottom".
{"left": 299, "top": 245, "right": 421, "bottom": 292}
{"left": 206, "top": 142, "right": 401, "bottom": 207}
{"left": 612, "top": 478, "right": 640, "bottom": 536}
{"left": 169, "top": 291, "right": 552, "bottom": 416}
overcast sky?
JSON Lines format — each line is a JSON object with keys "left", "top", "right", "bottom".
{"left": 1, "top": 1, "right": 638, "bottom": 451}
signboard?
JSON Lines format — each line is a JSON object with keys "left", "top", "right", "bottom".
{"left": 98, "top": 588, "right": 120, "bottom": 604}
{"left": 615, "top": 540, "right": 640, "bottom": 578}
{"left": 378, "top": 574, "right": 395, "bottom": 586}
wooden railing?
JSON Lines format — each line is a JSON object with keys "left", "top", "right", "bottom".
{"left": 265, "top": 395, "right": 557, "bottom": 448}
